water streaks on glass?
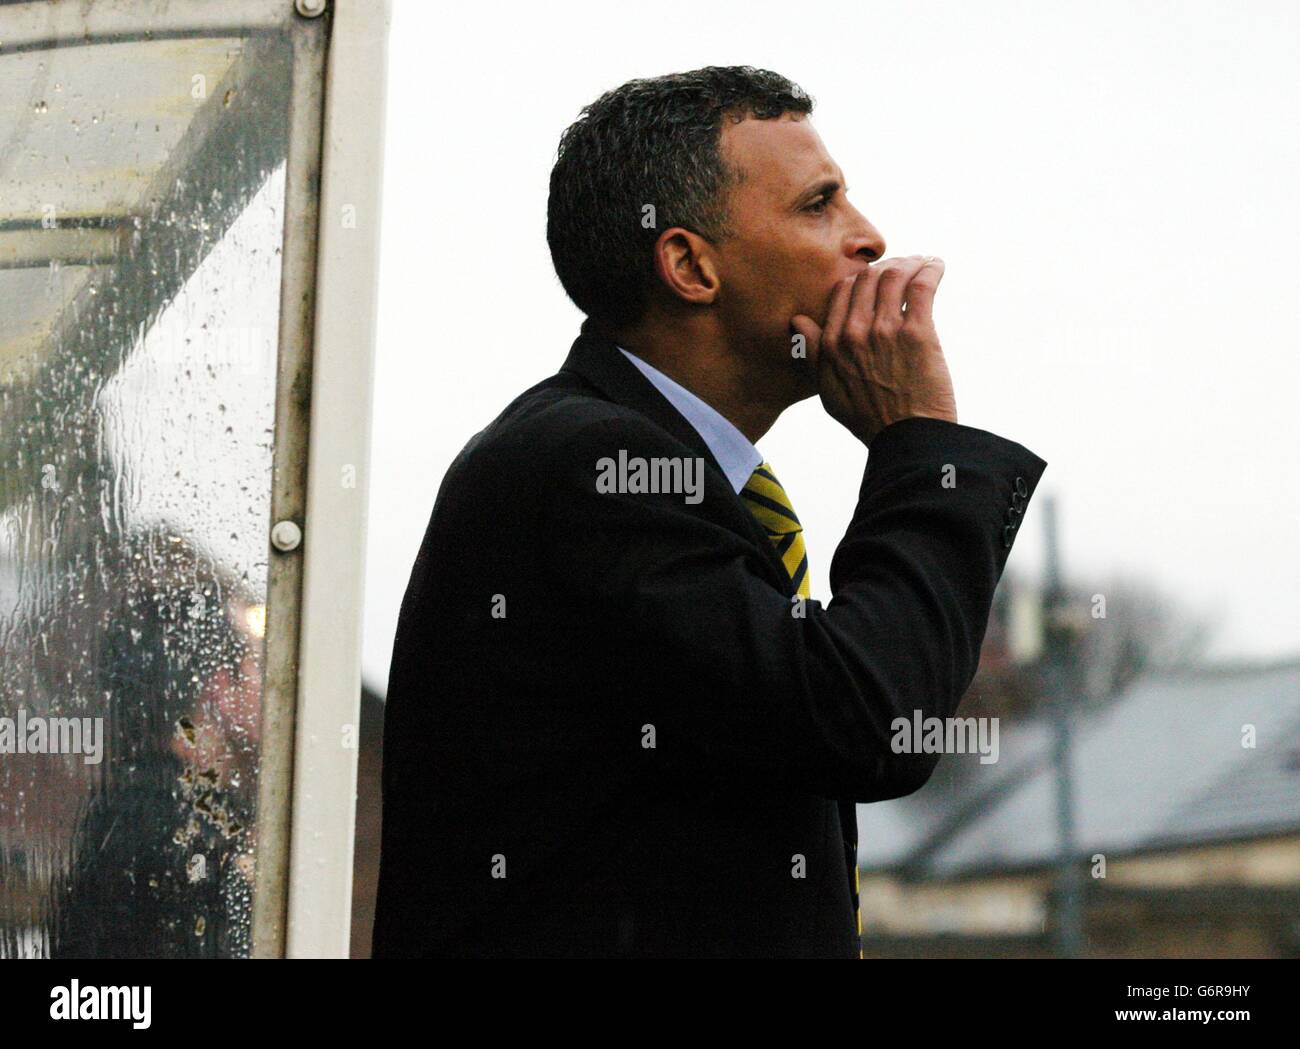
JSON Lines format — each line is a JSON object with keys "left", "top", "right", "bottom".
{"left": 0, "top": 27, "right": 294, "bottom": 958}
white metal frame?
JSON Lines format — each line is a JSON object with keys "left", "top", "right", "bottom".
{"left": 0, "top": 0, "right": 284, "bottom": 44}
{"left": 284, "top": 0, "right": 392, "bottom": 958}
{"left": 0, "top": 0, "right": 391, "bottom": 958}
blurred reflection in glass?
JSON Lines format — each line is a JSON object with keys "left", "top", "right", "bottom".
{"left": 0, "top": 28, "right": 293, "bottom": 957}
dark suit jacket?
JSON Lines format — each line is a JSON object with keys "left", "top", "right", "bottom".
{"left": 372, "top": 322, "right": 1047, "bottom": 958}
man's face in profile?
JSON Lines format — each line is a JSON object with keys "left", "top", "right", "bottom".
{"left": 712, "top": 113, "right": 886, "bottom": 391}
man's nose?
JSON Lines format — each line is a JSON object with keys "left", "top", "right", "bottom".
{"left": 846, "top": 212, "right": 886, "bottom": 263}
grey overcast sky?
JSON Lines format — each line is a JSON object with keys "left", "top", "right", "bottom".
{"left": 362, "top": 0, "right": 1300, "bottom": 692}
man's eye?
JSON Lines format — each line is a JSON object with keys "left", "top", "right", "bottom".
{"left": 806, "top": 197, "right": 829, "bottom": 214}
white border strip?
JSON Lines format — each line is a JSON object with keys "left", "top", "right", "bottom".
{"left": 285, "top": 0, "right": 392, "bottom": 958}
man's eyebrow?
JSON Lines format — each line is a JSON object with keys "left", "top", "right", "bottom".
{"left": 793, "top": 177, "right": 846, "bottom": 208}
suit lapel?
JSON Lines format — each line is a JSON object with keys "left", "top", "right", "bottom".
{"left": 558, "top": 323, "right": 794, "bottom": 591}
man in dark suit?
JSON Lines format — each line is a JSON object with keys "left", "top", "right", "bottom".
{"left": 373, "top": 66, "right": 1046, "bottom": 958}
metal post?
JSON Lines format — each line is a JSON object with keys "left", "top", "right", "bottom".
{"left": 1042, "top": 494, "right": 1085, "bottom": 957}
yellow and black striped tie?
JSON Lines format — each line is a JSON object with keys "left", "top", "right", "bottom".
{"left": 740, "top": 461, "right": 863, "bottom": 957}
{"left": 740, "top": 461, "right": 810, "bottom": 599}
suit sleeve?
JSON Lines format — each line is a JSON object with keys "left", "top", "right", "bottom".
{"left": 540, "top": 411, "right": 1047, "bottom": 802}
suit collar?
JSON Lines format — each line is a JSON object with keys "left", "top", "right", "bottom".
{"left": 618, "top": 348, "right": 765, "bottom": 494}
{"left": 559, "top": 320, "right": 726, "bottom": 478}
{"left": 558, "top": 320, "right": 795, "bottom": 595}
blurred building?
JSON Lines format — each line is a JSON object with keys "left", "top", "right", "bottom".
{"left": 856, "top": 660, "right": 1300, "bottom": 958}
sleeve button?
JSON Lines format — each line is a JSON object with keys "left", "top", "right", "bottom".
{"left": 1003, "top": 524, "right": 1016, "bottom": 548}
{"left": 1014, "top": 476, "right": 1028, "bottom": 498}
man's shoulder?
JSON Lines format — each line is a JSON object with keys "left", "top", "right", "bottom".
{"left": 459, "top": 371, "right": 695, "bottom": 478}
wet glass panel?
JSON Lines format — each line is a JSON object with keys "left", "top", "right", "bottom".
{"left": 0, "top": 27, "right": 294, "bottom": 958}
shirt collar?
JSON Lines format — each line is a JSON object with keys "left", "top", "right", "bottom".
{"left": 617, "top": 347, "right": 764, "bottom": 494}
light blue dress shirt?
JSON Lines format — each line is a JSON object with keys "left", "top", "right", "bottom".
{"left": 618, "top": 347, "right": 764, "bottom": 494}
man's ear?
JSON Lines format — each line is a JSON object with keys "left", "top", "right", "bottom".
{"left": 653, "top": 227, "right": 720, "bottom": 307}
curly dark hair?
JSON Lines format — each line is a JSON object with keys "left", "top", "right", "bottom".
{"left": 547, "top": 66, "right": 814, "bottom": 332}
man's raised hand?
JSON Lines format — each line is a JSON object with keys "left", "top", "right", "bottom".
{"left": 792, "top": 255, "right": 958, "bottom": 446}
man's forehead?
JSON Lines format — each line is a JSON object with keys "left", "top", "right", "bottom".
{"left": 720, "top": 113, "right": 838, "bottom": 192}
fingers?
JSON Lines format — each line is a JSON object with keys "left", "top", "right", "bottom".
{"left": 873, "top": 255, "right": 929, "bottom": 321}
{"left": 843, "top": 267, "right": 882, "bottom": 346}
{"left": 799, "top": 254, "right": 944, "bottom": 363}
{"left": 822, "top": 273, "right": 855, "bottom": 348}
{"left": 903, "top": 257, "right": 945, "bottom": 329}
